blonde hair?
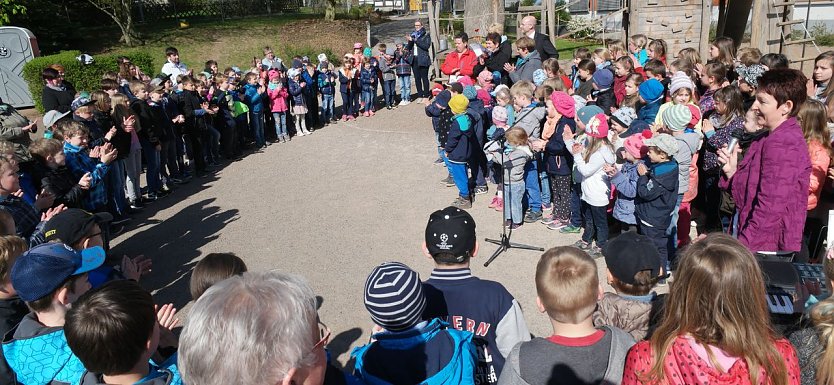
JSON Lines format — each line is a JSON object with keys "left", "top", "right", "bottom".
{"left": 543, "top": 77, "right": 566, "bottom": 93}
{"left": 109, "top": 93, "right": 129, "bottom": 113}
{"left": 28, "top": 138, "right": 64, "bottom": 163}
{"left": 487, "top": 22, "right": 504, "bottom": 35}
{"left": 516, "top": 37, "right": 535, "bottom": 52}
{"left": 128, "top": 80, "right": 147, "bottom": 96}
{"left": 608, "top": 40, "right": 626, "bottom": 59}
{"left": 495, "top": 88, "right": 512, "bottom": 104}
{"left": 677, "top": 47, "right": 702, "bottom": 66}
{"left": 799, "top": 99, "right": 834, "bottom": 158}
{"left": 0, "top": 236, "right": 26, "bottom": 284}
{"left": 630, "top": 34, "right": 648, "bottom": 50}
{"left": 535, "top": 246, "right": 598, "bottom": 324}
{"left": 583, "top": 135, "right": 613, "bottom": 163}
{"left": 510, "top": 80, "right": 535, "bottom": 100}
{"left": 811, "top": 254, "right": 834, "bottom": 385}
{"left": 646, "top": 234, "right": 789, "bottom": 385}
{"left": 90, "top": 91, "right": 110, "bottom": 113}
{"left": 505, "top": 127, "right": 529, "bottom": 147}
{"left": 593, "top": 47, "right": 611, "bottom": 63}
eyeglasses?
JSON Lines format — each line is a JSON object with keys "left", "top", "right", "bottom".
{"left": 313, "top": 321, "right": 331, "bottom": 351}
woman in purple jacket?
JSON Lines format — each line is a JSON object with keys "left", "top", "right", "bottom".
{"left": 718, "top": 69, "right": 811, "bottom": 253}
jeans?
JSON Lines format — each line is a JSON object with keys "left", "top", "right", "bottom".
{"left": 523, "top": 160, "right": 542, "bottom": 213}
{"left": 448, "top": 161, "right": 470, "bottom": 198}
{"left": 140, "top": 140, "right": 161, "bottom": 193}
{"left": 666, "top": 194, "right": 684, "bottom": 265}
{"left": 161, "top": 139, "right": 180, "bottom": 178}
{"left": 504, "top": 181, "right": 525, "bottom": 224}
{"left": 361, "top": 90, "right": 374, "bottom": 112}
{"left": 124, "top": 147, "right": 141, "bottom": 202}
{"left": 340, "top": 91, "right": 355, "bottom": 116}
{"left": 106, "top": 159, "right": 127, "bottom": 216}
{"left": 249, "top": 110, "right": 265, "bottom": 147}
{"left": 383, "top": 80, "right": 396, "bottom": 106}
{"left": 273, "top": 111, "right": 288, "bottom": 137}
{"left": 581, "top": 202, "right": 608, "bottom": 247}
{"left": 321, "top": 94, "right": 334, "bottom": 122}
{"left": 570, "top": 182, "right": 582, "bottom": 227}
{"left": 639, "top": 221, "right": 668, "bottom": 272}
{"left": 412, "top": 65, "right": 430, "bottom": 98}
{"left": 399, "top": 75, "right": 411, "bottom": 102}
{"left": 538, "top": 159, "right": 551, "bottom": 207}
{"left": 203, "top": 125, "right": 221, "bottom": 163}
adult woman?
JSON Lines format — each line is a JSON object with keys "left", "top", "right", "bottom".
{"left": 718, "top": 69, "right": 811, "bottom": 253}
{"left": 472, "top": 32, "right": 511, "bottom": 85}
{"left": 406, "top": 19, "right": 432, "bottom": 102}
{"left": 622, "top": 234, "right": 800, "bottom": 385}
{"left": 505, "top": 37, "right": 541, "bottom": 85}
{"left": 41, "top": 67, "right": 76, "bottom": 113}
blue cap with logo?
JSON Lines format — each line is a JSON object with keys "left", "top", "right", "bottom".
{"left": 11, "top": 243, "right": 105, "bottom": 302}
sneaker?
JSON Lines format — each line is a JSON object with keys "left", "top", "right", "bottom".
{"left": 523, "top": 211, "right": 542, "bottom": 223}
{"left": 441, "top": 176, "right": 455, "bottom": 187}
{"left": 588, "top": 244, "right": 602, "bottom": 257}
{"left": 451, "top": 196, "right": 472, "bottom": 209}
{"left": 369, "top": 110, "right": 375, "bottom": 116}
{"left": 146, "top": 192, "right": 159, "bottom": 201}
{"left": 559, "top": 225, "right": 582, "bottom": 234}
{"left": 509, "top": 222, "right": 522, "bottom": 230}
{"left": 401, "top": 100, "right": 411, "bottom": 106}
{"left": 573, "top": 240, "right": 592, "bottom": 250}
{"left": 363, "top": 111, "right": 370, "bottom": 117}
{"left": 433, "top": 158, "right": 444, "bottom": 165}
{"left": 493, "top": 199, "right": 503, "bottom": 211}
{"left": 547, "top": 219, "right": 568, "bottom": 231}
{"left": 474, "top": 185, "right": 488, "bottom": 195}
{"left": 342, "top": 115, "right": 349, "bottom": 121}
{"left": 487, "top": 196, "right": 500, "bottom": 208}
{"left": 129, "top": 200, "right": 144, "bottom": 210}
{"left": 540, "top": 212, "right": 556, "bottom": 225}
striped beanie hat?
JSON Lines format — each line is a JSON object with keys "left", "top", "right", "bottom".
{"left": 364, "top": 262, "right": 426, "bottom": 331}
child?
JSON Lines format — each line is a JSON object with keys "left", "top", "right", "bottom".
{"left": 267, "top": 69, "right": 290, "bottom": 143}
{"left": 0, "top": 235, "right": 26, "bottom": 383}
{"left": 487, "top": 107, "right": 509, "bottom": 211}
{"left": 128, "top": 81, "right": 164, "bottom": 199}
{"left": 735, "top": 63, "right": 766, "bottom": 111}
{"left": 622, "top": 234, "right": 800, "bottom": 385}
{"left": 2, "top": 242, "right": 106, "bottom": 385}
{"left": 463, "top": 86, "right": 489, "bottom": 196}
{"left": 647, "top": 39, "right": 668, "bottom": 67}
{"left": 811, "top": 51, "right": 834, "bottom": 102}
{"left": 212, "top": 74, "right": 239, "bottom": 159}
{"left": 29, "top": 138, "right": 91, "bottom": 209}
{"left": 178, "top": 76, "right": 214, "bottom": 177}
{"left": 394, "top": 40, "right": 413, "bottom": 106}
{"left": 317, "top": 59, "right": 338, "bottom": 123}
{"left": 499, "top": 247, "right": 635, "bottom": 384}
{"left": 609, "top": 107, "right": 638, "bottom": 149}
{"left": 339, "top": 55, "right": 359, "bottom": 120}
{"left": 510, "top": 81, "right": 548, "bottom": 222}
{"left": 709, "top": 36, "right": 737, "bottom": 82}
{"left": 608, "top": 40, "right": 627, "bottom": 60}
{"left": 109, "top": 94, "right": 143, "bottom": 209}
{"left": 613, "top": 56, "right": 634, "bottom": 106}
{"left": 189, "top": 252, "right": 247, "bottom": 300}
{"left": 445, "top": 95, "right": 474, "bottom": 209}
{"left": 595, "top": 231, "right": 662, "bottom": 340}
{"left": 352, "top": 262, "right": 476, "bottom": 384}
{"left": 587, "top": 69, "right": 616, "bottom": 114}
{"left": 592, "top": 47, "right": 612, "bottom": 70}
{"left": 571, "top": 47, "right": 593, "bottom": 90}
{"left": 541, "top": 91, "right": 576, "bottom": 230}
{"left": 621, "top": 73, "right": 644, "bottom": 111}
{"left": 65, "top": 280, "right": 183, "bottom": 385}
{"left": 421, "top": 207, "right": 531, "bottom": 385}
{"left": 655, "top": 71, "right": 701, "bottom": 131}
{"left": 607, "top": 131, "right": 649, "bottom": 232}
{"left": 574, "top": 59, "right": 596, "bottom": 98}
{"left": 62, "top": 123, "right": 117, "bottom": 213}
{"left": 359, "top": 57, "right": 377, "bottom": 117}
{"left": 71, "top": 97, "right": 107, "bottom": 149}
{"left": 491, "top": 127, "right": 532, "bottom": 229}
{"left": 288, "top": 68, "right": 311, "bottom": 136}
{"left": 564, "top": 113, "right": 615, "bottom": 255}
{"left": 637, "top": 79, "right": 664, "bottom": 125}
{"left": 643, "top": 59, "right": 668, "bottom": 95}
{"left": 242, "top": 72, "right": 267, "bottom": 149}
{"left": 698, "top": 62, "right": 728, "bottom": 116}
{"left": 302, "top": 61, "right": 321, "bottom": 130}
{"left": 147, "top": 86, "right": 175, "bottom": 191}
{"left": 541, "top": 58, "right": 571, "bottom": 91}
{"left": 378, "top": 46, "right": 397, "bottom": 110}
{"left": 494, "top": 87, "right": 515, "bottom": 127}
{"left": 799, "top": 99, "right": 833, "bottom": 211}
{"left": 635, "top": 133, "right": 679, "bottom": 270}
{"left": 629, "top": 34, "right": 649, "bottom": 67}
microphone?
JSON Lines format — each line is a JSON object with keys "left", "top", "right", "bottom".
{"left": 727, "top": 137, "right": 739, "bottom": 153}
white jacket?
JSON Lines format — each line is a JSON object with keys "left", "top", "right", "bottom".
{"left": 569, "top": 140, "right": 615, "bottom": 206}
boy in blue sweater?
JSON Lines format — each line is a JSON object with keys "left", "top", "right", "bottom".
{"left": 352, "top": 261, "right": 477, "bottom": 385}
{"left": 422, "top": 207, "right": 530, "bottom": 385}
{"left": 2, "top": 242, "right": 105, "bottom": 385}
{"left": 445, "top": 95, "right": 474, "bottom": 209}
{"left": 242, "top": 72, "right": 267, "bottom": 149}
{"left": 635, "top": 133, "right": 679, "bottom": 272}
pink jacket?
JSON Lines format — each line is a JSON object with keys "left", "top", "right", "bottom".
{"left": 720, "top": 117, "right": 811, "bottom": 252}
{"left": 807, "top": 140, "right": 831, "bottom": 210}
{"left": 267, "top": 85, "right": 289, "bottom": 113}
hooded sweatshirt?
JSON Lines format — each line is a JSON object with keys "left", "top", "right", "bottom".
{"left": 610, "top": 161, "right": 641, "bottom": 225}
{"left": 513, "top": 104, "right": 546, "bottom": 139}
{"left": 567, "top": 139, "right": 616, "bottom": 207}
{"left": 3, "top": 313, "right": 86, "bottom": 385}
{"left": 635, "top": 160, "right": 679, "bottom": 228}
{"left": 672, "top": 131, "right": 702, "bottom": 194}
{"left": 445, "top": 114, "right": 473, "bottom": 163}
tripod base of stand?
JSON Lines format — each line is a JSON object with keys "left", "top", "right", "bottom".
{"left": 483, "top": 234, "right": 544, "bottom": 267}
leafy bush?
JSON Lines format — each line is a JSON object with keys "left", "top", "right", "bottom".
{"left": 810, "top": 22, "right": 834, "bottom": 47}
{"left": 281, "top": 46, "right": 338, "bottom": 65}
{"left": 22, "top": 51, "right": 155, "bottom": 113}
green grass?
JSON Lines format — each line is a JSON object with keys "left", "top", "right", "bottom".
{"left": 555, "top": 39, "right": 600, "bottom": 57}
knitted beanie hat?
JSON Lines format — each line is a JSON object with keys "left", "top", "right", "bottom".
{"left": 592, "top": 69, "right": 614, "bottom": 89}
{"left": 533, "top": 69, "right": 547, "bottom": 86}
{"left": 611, "top": 107, "right": 637, "bottom": 128}
{"left": 736, "top": 64, "right": 767, "bottom": 88}
{"left": 662, "top": 104, "right": 692, "bottom": 132}
{"left": 477, "top": 88, "right": 492, "bottom": 107}
{"left": 585, "top": 113, "right": 609, "bottom": 139}
{"left": 577, "top": 105, "right": 604, "bottom": 126}
{"left": 267, "top": 69, "right": 280, "bottom": 80}
{"left": 449, "top": 94, "right": 469, "bottom": 114}
{"left": 477, "top": 70, "right": 494, "bottom": 86}
{"left": 669, "top": 71, "right": 695, "bottom": 96}
{"left": 687, "top": 105, "right": 702, "bottom": 128}
{"left": 550, "top": 91, "right": 575, "bottom": 118}
{"left": 638, "top": 79, "right": 665, "bottom": 103}
{"left": 492, "top": 105, "right": 508, "bottom": 123}
{"left": 572, "top": 95, "right": 587, "bottom": 110}
{"left": 364, "top": 262, "right": 426, "bottom": 331}
{"left": 317, "top": 53, "right": 328, "bottom": 63}
{"left": 623, "top": 130, "right": 652, "bottom": 159}
{"left": 463, "top": 86, "right": 478, "bottom": 101}
{"left": 363, "top": 47, "right": 372, "bottom": 58}
{"left": 458, "top": 76, "right": 475, "bottom": 87}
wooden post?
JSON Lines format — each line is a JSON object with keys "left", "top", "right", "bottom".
{"left": 751, "top": 0, "right": 778, "bottom": 54}
{"left": 699, "top": 0, "right": 711, "bottom": 59}
{"left": 428, "top": 0, "right": 442, "bottom": 79}
{"left": 547, "top": 0, "right": 555, "bottom": 43}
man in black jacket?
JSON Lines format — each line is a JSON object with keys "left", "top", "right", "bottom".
{"left": 519, "top": 16, "right": 558, "bottom": 61}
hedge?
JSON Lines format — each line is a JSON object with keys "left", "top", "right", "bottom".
{"left": 23, "top": 51, "right": 155, "bottom": 113}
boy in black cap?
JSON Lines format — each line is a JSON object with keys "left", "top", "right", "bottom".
{"left": 593, "top": 231, "right": 664, "bottom": 340}
{"left": 351, "top": 261, "right": 477, "bottom": 384}
{"left": 421, "top": 206, "right": 530, "bottom": 385}
{"left": 2, "top": 242, "right": 106, "bottom": 385}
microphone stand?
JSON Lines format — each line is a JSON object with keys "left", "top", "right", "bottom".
{"left": 483, "top": 134, "right": 544, "bottom": 267}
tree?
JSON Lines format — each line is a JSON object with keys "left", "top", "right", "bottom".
{"left": 325, "top": 0, "right": 337, "bottom": 21}
{"left": 0, "top": 0, "right": 26, "bottom": 25}
{"left": 85, "top": 0, "right": 136, "bottom": 45}
{"left": 463, "top": 0, "right": 502, "bottom": 39}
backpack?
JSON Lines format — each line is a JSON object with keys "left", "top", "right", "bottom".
{"left": 232, "top": 101, "right": 249, "bottom": 118}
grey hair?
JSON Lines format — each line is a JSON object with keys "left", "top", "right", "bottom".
{"left": 179, "top": 271, "right": 318, "bottom": 385}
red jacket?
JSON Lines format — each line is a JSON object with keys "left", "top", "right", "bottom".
{"left": 614, "top": 73, "right": 628, "bottom": 105}
{"left": 441, "top": 49, "right": 478, "bottom": 78}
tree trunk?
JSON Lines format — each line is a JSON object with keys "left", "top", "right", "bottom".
{"left": 463, "top": 0, "right": 502, "bottom": 39}
{"left": 325, "top": 0, "right": 336, "bottom": 20}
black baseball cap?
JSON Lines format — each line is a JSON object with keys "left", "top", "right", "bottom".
{"left": 425, "top": 207, "right": 476, "bottom": 262}
{"left": 602, "top": 231, "right": 661, "bottom": 285}
{"left": 43, "top": 209, "right": 113, "bottom": 246}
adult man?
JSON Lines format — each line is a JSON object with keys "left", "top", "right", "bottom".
{"left": 518, "top": 15, "right": 558, "bottom": 61}
{"left": 179, "top": 271, "right": 329, "bottom": 385}
{"left": 160, "top": 47, "right": 190, "bottom": 86}
{"left": 441, "top": 32, "right": 478, "bottom": 83}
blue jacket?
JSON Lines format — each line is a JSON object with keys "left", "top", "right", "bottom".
{"left": 635, "top": 160, "right": 679, "bottom": 228}
{"left": 637, "top": 99, "right": 661, "bottom": 125}
{"left": 338, "top": 69, "right": 358, "bottom": 94}
{"left": 288, "top": 79, "right": 306, "bottom": 106}
{"left": 78, "top": 353, "right": 184, "bottom": 385}
{"left": 351, "top": 318, "right": 476, "bottom": 385}
{"left": 544, "top": 116, "right": 576, "bottom": 176}
{"left": 445, "top": 114, "right": 473, "bottom": 163}
{"left": 610, "top": 161, "right": 641, "bottom": 225}
{"left": 3, "top": 313, "right": 86, "bottom": 385}
{"left": 63, "top": 142, "right": 110, "bottom": 211}
{"left": 301, "top": 70, "right": 318, "bottom": 98}
{"left": 360, "top": 67, "right": 377, "bottom": 92}
{"left": 465, "top": 98, "right": 486, "bottom": 146}
{"left": 407, "top": 28, "right": 433, "bottom": 68}
{"left": 318, "top": 72, "right": 336, "bottom": 95}
{"left": 242, "top": 83, "right": 264, "bottom": 113}
{"left": 426, "top": 90, "right": 451, "bottom": 133}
